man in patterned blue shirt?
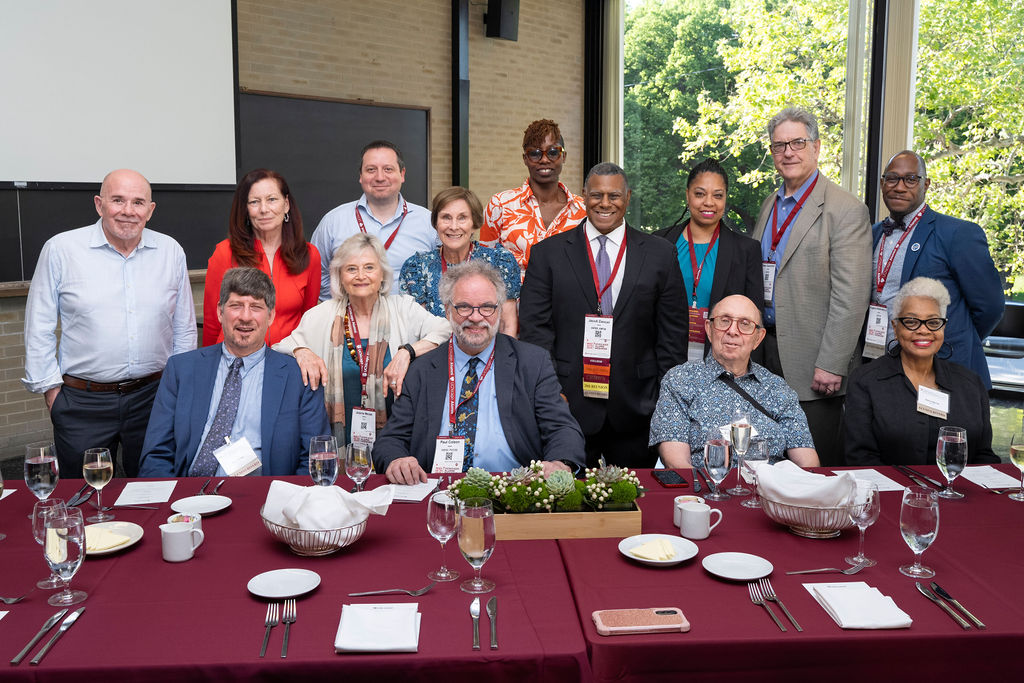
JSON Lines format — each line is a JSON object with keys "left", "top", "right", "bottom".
{"left": 649, "top": 295, "right": 818, "bottom": 468}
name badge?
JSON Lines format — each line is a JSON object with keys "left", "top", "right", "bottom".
{"left": 687, "top": 307, "right": 709, "bottom": 362}
{"left": 432, "top": 437, "right": 466, "bottom": 473}
{"left": 761, "top": 261, "right": 776, "bottom": 303}
{"left": 583, "top": 314, "right": 613, "bottom": 399}
{"left": 862, "top": 303, "right": 888, "bottom": 359}
{"left": 917, "top": 385, "right": 950, "bottom": 419}
{"left": 212, "top": 436, "right": 262, "bottom": 477}
{"left": 350, "top": 407, "right": 377, "bottom": 446}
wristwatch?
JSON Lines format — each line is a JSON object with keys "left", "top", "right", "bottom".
{"left": 401, "top": 343, "right": 417, "bottom": 361}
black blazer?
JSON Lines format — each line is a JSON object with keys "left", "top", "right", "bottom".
{"left": 518, "top": 221, "right": 689, "bottom": 436}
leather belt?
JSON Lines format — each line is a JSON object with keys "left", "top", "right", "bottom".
{"left": 62, "top": 371, "right": 162, "bottom": 395}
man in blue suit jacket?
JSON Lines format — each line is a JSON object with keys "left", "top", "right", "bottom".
{"left": 871, "top": 151, "right": 1003, "bottom": 387}
{"left": 139, "top": 268, "right": 328, "bottom": 477}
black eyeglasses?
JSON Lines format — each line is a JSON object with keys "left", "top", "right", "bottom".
{"left": 769, "top": 138, "right": 814, "bottom": 154}
{"left": 708, "top": 316, "right": 761, "bottom": 335}
{"left": 882, "top": 173, "right": 925, "bottom": 188}
{"left": 452, "top": 303, "right": 498, "bottom": 317}
{"left": 896, "top": 316, "right": 947, "bottom": 331}
{"left": 525, "top": 146, "right": 565, "bottom": 162}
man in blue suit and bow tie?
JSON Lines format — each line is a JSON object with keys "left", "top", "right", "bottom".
{"left": 139, "top": 268, "right": 329, "bottom": 477}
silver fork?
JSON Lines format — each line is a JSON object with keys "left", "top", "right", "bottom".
{"left": 759, "top": 577, "right": 801, "bottom": 631}
{"left": 259, "top": 602, "right": 279, "bottom": 657}
{"left": 197, "top": 479, "right": 212, "bottom": 496}
{"left": 748, "top": 582, "right": 786, "bottom": 631}
{"left": 213, "top": 480, "right": 226, "bottom": 495}
{"left": 0, "top": 586, "right": 37, "bottom": 605}
{"left": 348, "top": 580, "right": 437, "bottom": 597}
{"left": 786, "top": 563, "right": 867, "bottom": 575}
{"left": 280, "top": 599, "right": 296, "bottom": 658}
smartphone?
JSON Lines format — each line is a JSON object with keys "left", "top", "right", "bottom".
{"left": 652, "top": 469, "right": 689, "bottom": 488}
{"left": 592, "top": 607, "right": 690, "bottom": 636}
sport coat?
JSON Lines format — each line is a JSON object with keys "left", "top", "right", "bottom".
{"left": 372, "top": 335, "right": 585, "bottom": 472}
{"left": 871, "top": 207, "right": 1003, "bottom": 388}
{"left": 753, "top": 173, "right": 872, "bottom": 401}
{"left": 518, "top": 221, "right": 688, "bottom": 436}
{"left": 138, "top": 345, "right": 329, "bottom": 477}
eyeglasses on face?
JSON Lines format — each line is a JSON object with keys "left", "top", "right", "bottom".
{"left": 895, "top": 316, "right": 947, "bottom": 331}
{"left": 882, "top": 173, "right": 925, "bottom": 188}
{"left": 708, "top": 316, "right": 761, "bottom": 335}
{"left": 769, "top": 138, "right": 813, "bottom": 154}
{"left": 452, "top": 303, "right": 498, "bottom": 317}
{"left": 525, "top": 146, "right": 565, "bottom": 162}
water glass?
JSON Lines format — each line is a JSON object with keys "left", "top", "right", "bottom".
{"left": 703, "top": 439, "right": 731, "bottom": 501}
{"left": 83, "top": 448, "right": 114, "bottom": 522}
{"left": 25, "top": 441, "right": 59, "bottom": 502}
{"left": 726, "top": 418, "right": 752, "bottom": 495}
{"left": 935, "top": 426, "right": 967, "bottom": 499}
{"left": 740, "top": 438, "right": 768, "bottom": 509}
{"left": 845, "top": 482, "right": 880, "bottom": 567}
{"left": 308, "top": 435, "right": 339, "bottom": 486}
{"left": 33, "top": 498, "right": 68, "bottom": 589}
{"left": 426, "top": 491, "right": 460, "bottom": 582}
{"left": 458, "top": 497, "right": 496, "bottom": 594}
{"left": 44, "top": 507, "right": 88, "bottom": 606}
{"left": 1010, "top": 432, "right": 1024, "bottom": 502}
{"left": 0, "top": 470, "right": 6, "bottom": 541}
{"left": 899, "top": 485, "right": 939, "bottom": 578}
{"left": 345, "top": 443, "right": 372, "bottom": 492}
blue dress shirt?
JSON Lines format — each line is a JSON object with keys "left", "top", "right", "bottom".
{"left": 195, "top": 345, "right": 266, "bottom": 475}
{"left": 760, "top": 171, "right": 818, "bottom": 325}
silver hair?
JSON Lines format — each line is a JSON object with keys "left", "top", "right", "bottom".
{"left": 584, "top": 162, "right": 630, "bottom": 193}
{"left": 438, "top": 260, "right": 507, "bottom": 310}
{"left": 767, "top": 107, "right": 819, "bottom": 142}
{"left": 891, "top": 277, "right": 951, "bottom": 319}
{"left": 219, "top": 267, "right": 275, "bottom": 310}
{"left": 329, "top": 233, "right": 394, "bottom": 300}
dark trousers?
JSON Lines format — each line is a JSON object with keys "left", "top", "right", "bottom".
{"left": 49, "top": 382, "right": 159, "bottom": 478}
{"left": 584, "top": 418, "right": 657, "bottom": 470}
{"left": 800, "top": 396, "right": 845, "bottom": 467}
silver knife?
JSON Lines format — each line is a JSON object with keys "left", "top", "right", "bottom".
{"left": 69, "top": 489, "right": 94, "bottom": 507}
{"left": 29, "top": 607, "right": 85, "bottom": 665}
{"left": 901, "top": 465, "right": 945, "bottom": 489}
{"left": 486, "top": 596, "right": 498, "bottom": 649}
{"left": 915, "top": 583, "right": 970, "bottom": 629}
{"left": 470, "top": 598, "right": 481, "bottom": 650}
{"left": 931, "top": 582, "right": 985, "bottom": 629}
{"left": 65, "top": 483, "right": 91, "bottom": 508}
{"left": 895, "top": 465, "right": 929, "bottom": 488}
{"left": 10, "top": 609, "right": 67, "bottom": 665}
{"left": 691, "top": 468, "right": 702, "bottom": 493}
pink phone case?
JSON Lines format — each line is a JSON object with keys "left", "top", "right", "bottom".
{"left": 592, "top": 607, "right": 690, "bottom": 636}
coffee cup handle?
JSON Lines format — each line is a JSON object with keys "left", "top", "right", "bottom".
{"left": 708, "top": 508, "right": 723, "bottom": 532}
{"left": 190, "top": 528, "right": 205, "bottom": 550}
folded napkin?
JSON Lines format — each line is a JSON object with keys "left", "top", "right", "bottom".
{"left": 752, "top": 460, "right": 858, "bottom": 507}
{"left": 84, "top": 526, "right": 131, "bottom": 552}
{"left": 804, "top": 581, "right": 912, "bottom": 629}
{"left": 335, "top": 603, "right": 421, "bottom": 653}
{"left": 263, "top": 480, "right": 394, "bottom": 530}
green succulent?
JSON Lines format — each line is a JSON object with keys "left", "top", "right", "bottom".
{"left": 546, "top": 470, "right": 575, "bottom": 497}
{"left": 463, "top": 467, "right": 493, "bottom": 489}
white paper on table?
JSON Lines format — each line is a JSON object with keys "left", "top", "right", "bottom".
{"left": 803, "top": 581, "right": 912, "bottom": 629}
{"left": 335, "top": 603, "right": 420, "bottom": 652}
{"left": 1, "top": 488, "right": 15, "bottom": 501}
{"left": 0, "top": 611, "right": 8, "bottom": 621}
{"left": 959, "top": 465, "right": 1020, "bottom": 489}
{"left": 831, "top": 468, "right": 905, "bottom": 492}
{"left": 390, "top": 479, "right": 441, "bottom": 503}
{"left": 113, "top": 481, "right": 177, "bottom": 505}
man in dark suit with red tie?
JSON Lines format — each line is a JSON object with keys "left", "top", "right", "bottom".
{"left": 519, "top": 162, "right": 688, "bottom": 469}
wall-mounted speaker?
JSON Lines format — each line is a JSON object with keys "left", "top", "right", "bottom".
{"left": 484, "top": 0, "right": 519, "bottom": 41}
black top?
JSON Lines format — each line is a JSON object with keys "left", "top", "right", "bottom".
{"left": 843, "top": 352, "right": 998, "bottom": 466}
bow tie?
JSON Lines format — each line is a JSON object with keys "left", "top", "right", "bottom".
{"left": 881, "top": 216, "right": 905, "bottom": 236}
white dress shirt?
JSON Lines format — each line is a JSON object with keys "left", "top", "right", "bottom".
{"left": 584, "top": 220, "right": 627, "bottom": 308}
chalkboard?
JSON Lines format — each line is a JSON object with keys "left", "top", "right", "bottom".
{"left": 1, "top": 91, "right": 431, "bottom": 282}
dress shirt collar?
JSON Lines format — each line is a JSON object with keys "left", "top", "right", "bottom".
{"left": 887, "top": 201, "right": 926, "bottom": 226}
{"left": 452, "top": 335, "right": 497, "bottom": 373}
{"left": 776, "top": 170, "right": 819, "bottom": 202}
{"left": 705, "top": 353, "right": 765, "bottom": 383}
{"left": 87, "top": 219, "right": 155, "bottom": 253}
{"left": 356, "top": 193, "right": 408, "bottom": 223}
{"left": 584, "top": 220, "right": 626, "bottom": 248}
{"left": 222, "top": 342, "right": 267, "bottom": 374}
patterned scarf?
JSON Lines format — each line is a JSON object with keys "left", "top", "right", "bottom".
{"left": 325, "top": 296, "right": 391, "bottom": 436}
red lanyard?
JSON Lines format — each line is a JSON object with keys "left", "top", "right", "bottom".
{"left": 768, "top": 173, "right": 818, "bottom": 259}
{"left": 355, "top": 200, "right": 408, "bottom": 250}
{"left": 447, "top": 339, "right": 496, "bottom": 428}
{"left": 685, "top": 222, "right": 720, "bottom": 306}
{"left": 585, "top": 229, "right": 627, "bottom": 314}
{"left": 875, "top": 205, "right": 926, "bottom": 294}
{"left": 440, "top": 244, "right": 473, "bottom": 273}
{"left": 345, "top": 305, "right": 370, "bottom": 396}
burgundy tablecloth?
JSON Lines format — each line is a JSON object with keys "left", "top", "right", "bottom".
{"left": 559, "top": 466, "right": 1024, "bottom": 682}
{"left": 1, "top": 476, "right": 590, "bottom": 682}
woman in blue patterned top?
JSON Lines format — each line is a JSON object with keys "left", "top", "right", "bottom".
{"left": 400, "top": 187, "right": 521, "bottom": 335}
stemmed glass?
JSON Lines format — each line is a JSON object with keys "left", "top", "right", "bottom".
{"left": 457, "top": 497, "right": 496, "bottom": 594}
{"left": 845, "top": 482, "right": 881, "bottom": 567}
{"left": 740, "top": 438, "right": 768, "bottom": 509}
{"left": 703, "top": 438, "right": 731, "bottom": 501}
{"left": 83, "top": 448, "right": 114, "bottom": 522}
{"left": 25, "top": 441, "right": 59, "bottom": 517}
{"left": 309, "top": 435, "right": 339, "bottom": 486}
{"left": 44, "top": 507, "right": 88, "bottom": 606}
{"left": 726, "top": 416, "right": 752, "bottom": 495}
{"left": 0, "top": 470, "right": 6, "bottom": 541}
{"left": 33, "top": 498, "right": 68, "bottom": 589}
{"left": 345, "top": 443, "right": 372, "bottom": 492}
{"left": 1010, "top": 432, "right": 1024, "bottom": 502}
{"left": 935, "top": 426, "right": 967, "bottom": 499}
{"left": 426, "top": 491, "right": 460, "bottom": 582}
{"left": 899, "top": 485, "right": 940, "bottom": 578}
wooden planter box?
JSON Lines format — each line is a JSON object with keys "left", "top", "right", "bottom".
{"left": 493, "top": 503, "right": 642, "bottom": 540}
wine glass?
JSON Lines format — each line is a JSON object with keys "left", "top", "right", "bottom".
{"left": 726, "top": 416, "right": 752, "bottom": 495}
{"left": 44, "top": 507, "right": 88, "bottom": 606}
{"left": 308, "top": 435, "right": 339, "bottom": 486}
{"left": 1010, "top": 432, "right": 1024, "bottom": 502}
{"left": 899, "top": 485, "right": 940, "bottom": 578}
{"left": 83, "top": 448, "right": 114, "bottom": 522}
{"left": 935, "top": 426, "right": 967, "bottom": 499}
{"left": 33, "top": 498, "right": 68, "bottom": 589}
{"left": 0, "top": 470, "right": 6, "bottom": 540}
{"left": 457, "top": 497, "right": 496, "bottom": 594}
{"left": 345, "top": 443, "right": 372, "bottom": 492}
{"left": 845, "top": 481, "right": 881, "bottom": 567}
{"left": 703, "top": 438, "right": 731, "bottom": 501}
{"left": 740, "top": 438, "right": 768, "bottom": 509}
{"left": 426, "top": 491, "right": 460, "bottom": 582}
{"left": 25, "top": 442, "right": 59, "bottom": 518}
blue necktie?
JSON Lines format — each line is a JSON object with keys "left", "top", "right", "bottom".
{"left": 596, "top": 234, "right": 613, "bottom": 315}
{"left": 452, "top": 357, "right": 480, "bottom": 471}
{"left": 190, "top": 358, "right": 243, "bottom": 476}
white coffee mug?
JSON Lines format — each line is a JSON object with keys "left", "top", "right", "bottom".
{"left": 679, "top": 502, "right": 722, "bottom": 540}
{"left": 673, "top": 495, "right": 706, "bottom": 526}
{"left": 160, "top": 522, "right": 205, "bottom": 562}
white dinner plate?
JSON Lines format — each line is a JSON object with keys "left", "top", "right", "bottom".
{"left": 702, "top": 552, "right": 774, "bottom": 581}
{"left": 85, "top": 521, "right": 144, "bottom": 556}
{"left": 247, "top": 568, "right": 322, "bottom": 599}
{"left": 618, "top": 533, "right": 699, "bottom": 567}
{"left": 171, "top": 495, "right": 232, "bottom": 516}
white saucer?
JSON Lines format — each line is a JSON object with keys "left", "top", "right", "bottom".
{"left": 247, "top": 568, "right": 322, "bottom": 599}
{"left": 85, "top": 521, "right": 144, "bottom": 556}
{"left": 171, "top": 495, "right": 232, "bottom": 516}
{"left": 618, "top": 533, "right": 699, "bottom": 567}
{"left": 702, "top": 552, "right": 774, "bottom": 581}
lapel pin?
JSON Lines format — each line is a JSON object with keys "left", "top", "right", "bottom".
{"left": 910, "top": 243, "right": 921, "bottom": 251}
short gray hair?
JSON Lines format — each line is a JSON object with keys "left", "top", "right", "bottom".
{"left": 584, "top": 162, "right": 630, "bottom": 193}
{"left": 767, "top": 107, "right": 819, "bottom": 142}
{"left": 891, "top": 277, "right": 951, "bottom": 319}
{"left": 439, "top": 260, "right": 507, "bottom": 309}
{"left": 219, "top": 267, "right": 275, "bottom": 310}
{"left": 329, "top": 233, "right": 394, "bottom": 300}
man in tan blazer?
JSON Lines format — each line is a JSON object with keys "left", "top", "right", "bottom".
{"left": 752, "top": 107, "right": 871, "bottom": 466}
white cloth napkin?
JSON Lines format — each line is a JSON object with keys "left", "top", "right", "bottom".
{"left": 263, "top": 480, "right": 393, "bottom": 529}
{"left": 752, "top": 460, "right": 858, "bottom": 507}
{"left": 335, "top": 603, "right": 421, "bottom": 653}
{"left": 804, "top": 581, "right": 912, "bottom": 629}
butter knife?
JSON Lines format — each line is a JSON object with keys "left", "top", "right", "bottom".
{"left": 470, "top": 598, "right": 481, "bottom": 650}
{"left": 486, "top": 596, "right": 498, "bottom": 649}
{"left": 915, "top": 582, "right": 970, "bottom": 629}
{"left": 931, "top": 582, "right": 985, "bottom": 629}
{"left": 29, "top": 607, "right": 85, "bottom": 665}
{"left": 10, "top": 609, "right": 67, "bottom": 665}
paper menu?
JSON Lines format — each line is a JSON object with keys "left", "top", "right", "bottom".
{"left": 830, "top": 468, "right": 905, "bottom": 492}
{"left": 1, "top": 488, "right": 15, "bottom": 501}
{"left": 113, "top": 480, "right": 177, "bottom": 506}
{"left": 959, "top": 465, "right": 1020, "bottom": 489}
{"left": 389, "top": 479, "right": 442, "bottom": 503}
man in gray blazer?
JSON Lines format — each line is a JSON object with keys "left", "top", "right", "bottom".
{"left": 374, "top": 261, "right": 585, "bottom": 484}
{"left": 752, "top": 107, "right": 871, "bottom": 465}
